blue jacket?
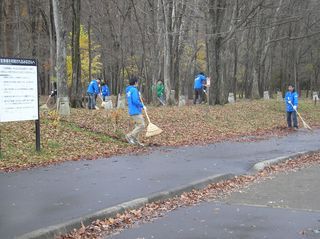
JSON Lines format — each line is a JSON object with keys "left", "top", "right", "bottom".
{"left": 285, "top": 91, "right": 298, "bottom": 112}
{"left": 126, "top": 85, "right": 144, "bottom": 116}
{"left": 87, "top": 80, "right": 100, "bottom": 94}
{"left": 194, "top": 74, "right": 206, "bottom": 89}
{"left": 101, "top": 85, "right": 110, "bottom": 96}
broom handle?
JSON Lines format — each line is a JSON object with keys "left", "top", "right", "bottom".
{"left": 289, "top": 102, "right": 310, "bottom": 127}
{"left": 144, "top": 107, "right": 151, "bottom": 124}
{"left": 140, "top": 96, "right": 151, "bottom": 124}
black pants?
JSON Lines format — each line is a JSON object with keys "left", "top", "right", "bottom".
{"left": 287, "top": 111, "right": 298, "bottom": 128}
{"left": 194, "top": 89, "right": 203, "bottom": 104}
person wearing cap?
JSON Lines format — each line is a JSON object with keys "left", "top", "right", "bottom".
{"left": 285, "top": 84, "right": 299, "bottom": 130}
{"left": 125, "top": 77, "right": 145, "bottom": 146}
{"left": 87, "top": 78, "right": 101, "bottom": 109}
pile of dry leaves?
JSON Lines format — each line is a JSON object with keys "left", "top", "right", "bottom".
{"left": 1, "top": 99, "right": 319, "bottom": 171}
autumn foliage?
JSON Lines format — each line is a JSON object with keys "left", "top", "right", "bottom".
{"left": 0, "top": 99, "right": 319, "bottom": 172}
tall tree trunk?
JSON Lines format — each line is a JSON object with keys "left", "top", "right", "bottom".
{"left": 3, "top": 0, "right": 15, "bottom": 56}
{"left": 14, "top": 0, "right": 21, "bottom": 55}
{"left": 29, "top": 0, "right": 38, "bottom": 58}
{"left": 70, "top": 0, "right": 82, "bottom": 108}
{"left": 0, "top": 0, "right": 3, "bottom": 56}
{"left": 207, "top": 0, "right": 227, "bottom": 105}
{"left": 52, "top": 0, "right": 70, "bottom": 115}
{"left": 88, "top": 15, "right": 92, "bottom": 83}
{"left": 49, "top": 0, "right": 56, "bottom": 91}
{"left": 162, "top": 0, "right": 173, "bottom": 103}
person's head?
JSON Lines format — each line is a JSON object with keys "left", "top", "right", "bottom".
{"left": 157, "top": 80, "right": 163, "bottom": 85}
{"left": 129, "top": 77, "right": 138, "bottom": 86}
{"left": 97, "top": 78, "right": 101, "bottom": 84}
{"left": 288, "top": 84, "right": 295, "bottom": 92}
{"left": 199, "top": 72, "right": 205, "bottom": 76}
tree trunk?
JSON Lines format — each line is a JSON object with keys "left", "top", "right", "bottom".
{"left": 88, "top": 15, "right": 92, "bottom": 83}
{"left": 70, "top": 0, "right": 82, "bottom": 108}
{"left": 207, "top": 0, "right": 228, "bottom": 105}
{"left": 3, "top": 0, "right": 15, "bottom": 57}
{"left": 52, "top": 0, "right": 70, "bottom": 115}
{"left": 0, "top": 0, "right": 3, "bottom": 56}
{"left": 162, "top": 0, "right": 173, "bottom": 103}
{"left": 49, "top": 0, "right": 56, "bottom": 91}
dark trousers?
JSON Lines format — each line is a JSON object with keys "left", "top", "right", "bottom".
{"left": 87, "top": 93, "right": 96, "bottom": 109}
{"left": 194, "top": 89, "right": 203, "bottom": 104}
{"left": 287, "top": 111, "right": 298, "bottom": 128}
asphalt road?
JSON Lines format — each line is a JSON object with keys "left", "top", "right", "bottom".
{"left": 0, "top": 130, "right": 319, "bottom": 238}
{"left": 110, "top": 165, "right": 320, "bottom": 239}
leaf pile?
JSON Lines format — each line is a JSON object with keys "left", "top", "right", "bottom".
{"left": 1, "top": 99, "right": 319, "bottom": 171}
{"left": 0, "top": 111, "right": 139, "bottom": 172}
{"left": 66, "top": 99, "right": 320, "bottom": 147}
{"left": 60, "top": 152, "right": 320, "bottom": 239}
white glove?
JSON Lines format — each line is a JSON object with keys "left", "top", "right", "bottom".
{"left": 143, "top": 105, "right": 147, "bottom": 110}
{"left": 288, "top": 100, "right": 292, "bottom": 104}
{"left": 293, "top": 105, "right": 297, "bottom": 110}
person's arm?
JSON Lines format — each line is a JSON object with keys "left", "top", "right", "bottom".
{"left": 201, "top": 75, "right": 207, "bottom": 86}
{"left": 94, "top": 82, "right": 100, "bottom": 94}
{"left": 131, "top": 89, "right": 144, "bottom": 108}
{"left": 106, "top": 86, "right": 110, "bottom": 96}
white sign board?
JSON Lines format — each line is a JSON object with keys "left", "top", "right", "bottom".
{"left": 0, "top": 58, "right": 38, "bottom": 122}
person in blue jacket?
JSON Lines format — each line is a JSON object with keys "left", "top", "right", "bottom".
{"left": 285, "top": 84, "right": 299, "bottom": 130}
{"left": 125, "top": 77, "right": 145, "bottom": 146}
{"left": 193, "top": 72, "right": 207, "bottom": 104}
{"left": 87, "top": 78, "right": 101, "bottom": 109}
{"left": 101, "top": 81, "right": 110, "bottom": 101}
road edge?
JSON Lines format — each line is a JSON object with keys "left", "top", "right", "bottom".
{"left": 251, "top": 151, "right": 309, "bottom": 172}
{"left": 16, "top": 174, "right": 234, "bottom": 239}
{"left": 17, "top": 151, "right": 317, "bottom": 239}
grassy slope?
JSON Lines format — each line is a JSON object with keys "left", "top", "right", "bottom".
{"left": 1, "top": 99, "right": 319, "bottom": 171}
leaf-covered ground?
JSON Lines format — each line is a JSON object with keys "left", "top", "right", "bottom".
{"left": 0, "top": 99, "right": 319, "bottom": 172}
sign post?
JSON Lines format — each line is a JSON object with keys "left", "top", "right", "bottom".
{"left": 0, "top": 57, "right": 40, "bottom": 152}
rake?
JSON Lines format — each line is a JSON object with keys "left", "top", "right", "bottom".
{"left": 140, "top": 97, "right": 163, "bottom": 137}
{"left": 144, "top": 108, "right": 163, "bottom": 137}
{"left": 289, "top": 102, "right": 312, "bottom": 131}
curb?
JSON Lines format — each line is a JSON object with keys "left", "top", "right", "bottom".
{"left": 17, "top": 151, "right": 317, "bottom": 239}
{"left": 17, "top": 174, "right": 234, "bottom": 239}
{"left": 251, "top": 151, "right": 308, "bottom": 172}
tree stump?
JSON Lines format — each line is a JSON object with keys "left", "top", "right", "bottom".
{"left": 117, "top": 94, "right": 126, "bottom": 109}
{"left": 104, "top": 99, "right": 113, "bottom": 110}
{"left": 228, "top": 93, "right": 235, "bottom": 104}
{"left": 57, "top": 97, "right": 70, "bottom": 116}
{"left": 178, "top": 95, "right": 186, "bottom": 106}
{"left": 277, "top": 91, "right": 283, "bottom": 101}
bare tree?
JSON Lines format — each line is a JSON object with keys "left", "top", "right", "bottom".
{"left": 52, "top": 0, "right": 70, "bottom": 115}
{"left": 70, "top": 0, "right": 82, "bottom": 108}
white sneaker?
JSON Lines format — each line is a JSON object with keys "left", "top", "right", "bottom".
{"left": 125, "top": 135, "right": 135, "bottom": 145}
{"left": 132, "top": 137, "right": 145, "bottom": 147}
